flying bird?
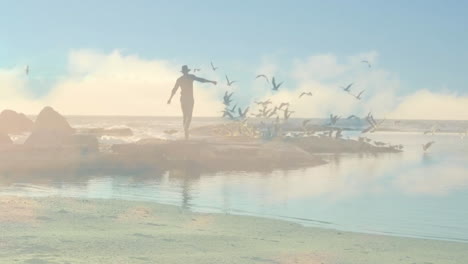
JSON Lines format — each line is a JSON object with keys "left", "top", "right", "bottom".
{"left": 329, "top": 114, "right": 341, "bottom": 126}
{"left": 422, "top": 141, "right": 435, "bottom": 152}
{"left": 225, "top": 75, "right": 237, "bottom": 86}
{"left": 346, "top": 115, "right": 360, "bottom": 120}
{"left": 255, "top": 99, "right": 272, "bottom": 107}
{"left": 283, "top": 108, "right": 294, "bottom": 121}
{"left": 271, "top": 77, "right": 283, "bottom": 91}
{"left": 299, "top": 91, "right": 313, "bottom": 98}
{"left": 354, "top": 89, "right": 366, "bottom": 100}
{"left": 228, "top": 104, "right": 237, "bottom": 113}
{"left": 223, "top": 91, "right": 234, "bottom": 106}
{"left": 255, "top": 74, "right": 270, "bottom": 84}
{"left": 342, "top": 83, "right": 353, "bottom": 93}
{"left": 238, "top": 107, "right": 249, "bottom": 119}
{"left": 221, "top": 109, "right": 235, "bottom": 119}
{"left": 302, "top": 119, "right": 312, "bottom": 131}
{"left": 361, "top": 60, "right": 371, "bottom": 68}
{"left": 278, "top": 102, "right": 290, "bottom": 109}
{"left": 267, "top": 107, "right": 279, "bottom": 118}
{"left": 210, "top": 61, "right": 218, "bottom": 71}
{"left": 25, "top": 65, "right": 29, "bottom": 75}
{"left": 362, "top": 112, "right": 385, "bottom": 133}
{"left": 193, "top": 68, "right": 201, "bottom": 72}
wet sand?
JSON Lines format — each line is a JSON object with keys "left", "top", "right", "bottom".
{"left": 1, "top": 196, "right": 467, "bottom": 264}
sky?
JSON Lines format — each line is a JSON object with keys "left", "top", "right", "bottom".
{"left": 1, "top": 0, "right": 467, "bottom": 119}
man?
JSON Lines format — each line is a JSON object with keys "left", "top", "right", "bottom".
{"left": 167, "top": 65, "right": 217, "bottom": 140}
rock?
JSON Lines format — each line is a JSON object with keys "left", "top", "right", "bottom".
{"left": 0, "top": 110, "right": 34, "bottom": 134}
{"left": 24, "top": 106, "right": 98, "bottom": 153}
{"left": 31, "top": 106, "right": 75, "bottom": 134}
{"left": 0, "top": 133, "right": 13, "bottom": 147}
{"left": 111, "top": 138, "right": 326, "bottom": 171}
{"left": 25, "top": 107, "right": 74, "bottom": 147}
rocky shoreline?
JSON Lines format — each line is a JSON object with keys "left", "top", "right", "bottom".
{"left": 0, "top": 107, "right": 401, "bottom": 174}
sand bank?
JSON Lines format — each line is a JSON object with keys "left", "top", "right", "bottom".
{"left": 1, "top": 196, "right": 466, "bottom": 264}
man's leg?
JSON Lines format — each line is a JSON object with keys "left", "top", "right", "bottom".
{"left": 181, "top": 99, "right": 194, "bottom": 140}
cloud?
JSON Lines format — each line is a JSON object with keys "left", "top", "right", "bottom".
{"left": 254, "top": 51, "right": 400, "bottom": 118}
{"left": 0, "top": 49, "right": 467, "bottom": 120}
{"left": 388, "top": 90, "right": 468, "bottom": 120}
{"left": 0, "top": 50, "right": 223, "bottom": 116}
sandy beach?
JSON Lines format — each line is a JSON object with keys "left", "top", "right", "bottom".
{"left": 1, "top": 196, "right": 467, "bottom": 264}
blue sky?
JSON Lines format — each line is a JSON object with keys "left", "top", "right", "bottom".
{"left": 1, "top": 0, "right": 468, "bottom": 116}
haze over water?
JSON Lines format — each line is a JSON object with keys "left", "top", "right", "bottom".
{"left": 2, "top": 116, "right": 467, "bottom": 243}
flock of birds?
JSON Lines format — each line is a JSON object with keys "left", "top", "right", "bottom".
{"left": 172, "top": 60, "right": 450, "bottom": 153}
{"left": 26, "top": 61, "right": 457, "bottom": 153}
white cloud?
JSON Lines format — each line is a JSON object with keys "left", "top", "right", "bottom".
{"left": 0, "top": 49, "right": 467, "bottom": 120}
{"left": 388, "top": 90, "right": 468, "bottom": 120}
{"left": 254, "top": 51, "right": 400, "bottom": 118}
{"left": 0, "top": 50, "right": 223, "bottom": 116}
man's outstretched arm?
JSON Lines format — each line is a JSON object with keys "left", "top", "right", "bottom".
{"left": 167, "top": 79, "right": 180, "bottom": 104}
{"left": 193, "top": 76, "right": 217, "bottom": 85}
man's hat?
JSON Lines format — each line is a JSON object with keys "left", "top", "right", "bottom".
{"left": 181, "top": 65, "right": 191, "bottom": 73}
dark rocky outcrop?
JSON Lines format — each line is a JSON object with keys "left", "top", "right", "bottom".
{"left": 111, "top": 138, "right": 327, "bottom": 171}
{"left": 0, "top": 110, "right": 34, "bottom": 134}
{"left": 0, "top": 133, "right": 13, "bottom": 147}
{"left": 24, "top": 106, "right": 98, "bottom": 153}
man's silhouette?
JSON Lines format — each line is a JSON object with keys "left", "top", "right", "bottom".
{"left": 168, "top": 65, "right": 217, "bottom": 140}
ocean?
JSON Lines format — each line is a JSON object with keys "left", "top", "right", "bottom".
{"left": 1, "top": 116, "right": 468, "bottom": 242}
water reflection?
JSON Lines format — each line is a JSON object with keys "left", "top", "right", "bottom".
{"left": 1, "top": 133, "right": 468, "bottom": 242}
{"left": 167, "top": 167, "right": 201, "bottom": 209}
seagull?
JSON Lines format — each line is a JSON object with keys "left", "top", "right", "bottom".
{"left": 329, "top": 114, "right": 341, "bottom": 126}
{"left": 271, "top": 77, "right": 283, "bottom": 91}
{"left": 342, "top": 83, "right": 353, "bottom": 93}
{"left": 278, "top": 102, "right": 290, "bottom": 109}
{"left": 221, "top": 109, "right": 235, "bottom": 119}
{"left": 210, "top": 61, "right": 218, "bottom": 71}
{"left": 267, "top": 107, "right": 279, "bottom": 118}
{"left": 25, "top": 65, "right": 29, "bottom": 75}
{"left": 255, "top": 74, "right": 270, "bottom": 84}
{"left": 460, "top": 129, "right": 467, "bottom": 140}
{"left": 335, "top": 128, "right": 343, "bottom": 139}
{"left": 299, "top": 91, "right": 313, "bottom": 98}
{"left": 361, "top": 112, "right": 383, "bottom": 133}
{"left": 361, "top": 60, "right": 371, "bottom": 68}
{"left": 373, "top": 141, "right": 386, "bottom": 147}
{"left": 228, "top": 104, "right": 237, "bottom": 113}
{"left": 163, "top": 129, "right": 178, "bottom": 135}
{"left": 223, "top": 91, "right": 234, "bottom": 106}
{"left": 423, "top": 124, "right": 440, "bottom": 135}
{"left": 225, "top": 75, "right": 236, "bottom": 86}
{"left": 346, "top": 115, "right": 360, "bottom": 120}
{"left": 302, "top": 119, "right": 312, "bottom": 131}
{"left": 255, "top": 99, "right": 272, "bottom": 107}
{"left": 238, "top": 107, "right": 249, "bottom": 119}
{"left": 354, "top": 89, "right": 366, "bottom": 100}
{"left": 422, "top": 141, "right": 435, "bottom": 152}
{"left": 283, "top": 108, "right": 294, "bottom": 121}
